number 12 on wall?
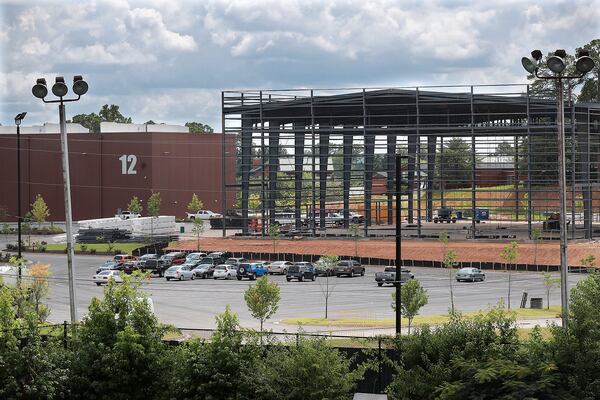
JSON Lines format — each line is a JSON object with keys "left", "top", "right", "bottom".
{"left": 119, "top": 154, "right": 138, "bottom": 175}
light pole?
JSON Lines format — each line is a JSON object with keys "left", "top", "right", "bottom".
{"left": 32, "top": 76, "right": 89, "bottom": 326}
{"left": 521, "top": 49, "right": 595, "bottom": 328}
{"left": 14, "top": 112, "right": 27, "bottom": 282}
{"left": 395, "top": 153, "right": 401, "bottom": 335}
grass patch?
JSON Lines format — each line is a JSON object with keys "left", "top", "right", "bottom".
{"left": 281, "top": 306, "right": 562, "bottom": 328}
{"left": 517, "top": 326, "right": 553, "bottom": 340}
{"left": 45, "top": 243, "right": 146, "bottom": 255}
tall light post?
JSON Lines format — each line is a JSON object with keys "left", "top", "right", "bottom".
{"left": 395, "top": 153, "right": 402, "bottom": 335}
{"left": 521, "top": 49, "right": 595, "bottom": 328}
{"left": 14, "top": 112, "right": 27, "bottom": 283}
{"left": 32, "top": 76, "right": 89, "bottom": 326}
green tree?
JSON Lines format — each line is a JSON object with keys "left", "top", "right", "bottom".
{"left": 542, "top": 272, "right": 560, "bottom": 310}
{"left": 244, "top": 276, "right": 280, "bottom": 336}
{"left": 187, "top": 193, "right": 204, "bottom": 215}
{"left": 31, "top": 194, "right": 50, "bottom": 229}
{"left": 171, "top": 306, "right": 262, "bottom": 400}
{"left": 259, "top": 337, "right": 361, "bottom": 399}
{"left": 531, "top": 227, "right": 542, "bottom": 267}
{"left": 192, "top": 219, "right": 205, "bottom": 251}
{"left": 185, "top": 121, "right": 214, "bottom": 133}
{"left": 435, "top": 138, "right": 473, "bottom": 189}
{"left": 397, "top": 279, "right": 428, "bottom": 334}
{"left": 70, "top": 273, "right": 169, "bottom": 399}
{"left": 269, "top": 223, "right": 280, "bottom": 253}
{"left": 72, "top": 104, "right": 132, "bottom": 133}
{"left": 146, "top": 191, "right": 162, "bottom": 238}
{"left": 439, "top": 231, "right": 457, "bottom": 315}
{"left": 500, "top": 241, "right": 519, "bottom": 310}
{"left": 580, "top": 254, "right": 596, "bottom": 272}
{"left": 127, "top": 196, "right": 142, "bottom": 215}
{"left": 349, "top": 222, "right": 360, "bottom": 258}
{"left": 317, "top": 255, "right": 339, "bottom": 319}
{"left": 494, "top": 141, "right": 515, "bottom": 158}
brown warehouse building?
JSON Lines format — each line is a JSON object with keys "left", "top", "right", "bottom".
{"left": 0, "top": 129, "right": 236, "bottom": 222}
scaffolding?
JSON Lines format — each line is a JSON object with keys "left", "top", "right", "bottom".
{"left": 221, "top": 84, "right": 600, "bottom": 240}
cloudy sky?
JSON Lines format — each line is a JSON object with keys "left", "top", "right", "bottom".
{"left": 1, "top": 0, "right": 599, "bottom": 130}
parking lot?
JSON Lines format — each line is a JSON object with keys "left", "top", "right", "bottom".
{"left": 19, "top": 253, "right": 586, "bottom": 333}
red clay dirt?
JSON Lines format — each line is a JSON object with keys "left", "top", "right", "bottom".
{"left": 169, "top": 238, "right": 600, "bottom": 267}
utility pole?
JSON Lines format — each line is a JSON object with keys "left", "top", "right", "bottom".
{"left": 395, "top": 153, "right": 402, "bottom": 335}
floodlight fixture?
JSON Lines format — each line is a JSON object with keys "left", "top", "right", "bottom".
{"left": 32, "top": 78, "right": 48, "bottom": 99}
{"left": 52, "top": 76, "right": 68, "bottom": 97}
{"left": 575, "top": 55, "right": 595, "bottom": 74}
{"left": 14, "top": 112, "right": 27, "bottom": 125}
{"left": 547, "top": 55, "right": 566, "bottom": 74}
{"left": 554, "top": 49, "right": 567, "bottom": 58}
{"left": 531, "top": 50, "right": 543, "bottom": 61}
{"left": 522, "top": 57, "right": 537, "bottom": 74}
{"left": 72, "top": 75, "right": 88, "bottom": 96}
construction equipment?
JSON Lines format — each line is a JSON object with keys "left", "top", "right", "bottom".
{"left": 433, "top": 207, "right": 457, "bottom": 223}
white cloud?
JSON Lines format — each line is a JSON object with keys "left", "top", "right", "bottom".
{"left": 128, "top": 7, "right": 197, "bottom": 51}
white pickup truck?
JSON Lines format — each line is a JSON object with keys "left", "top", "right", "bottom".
{"left": 186, "top": 210, "right": 222, "bottom": 220}
{"left": 115, "top": 211, "right": 141, "bottom": 219}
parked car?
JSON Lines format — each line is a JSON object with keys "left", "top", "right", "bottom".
{"left": 314, "top": 258, "right": 336, "bottom": 276}
{"left": 286, "top": 262, "right": 317, "bottom": 282}
{"left": 335, "top": 260, "right": 365, "bottom": 277}
{"left": 138, "top": 254, "right": 158, "bottom": 267}
{"left": 206, "top": 251, "right": 232, "bottom": 265}
{"left": 142, "top": 258, "right": 169, "bottom": 277}
{"left": 185, "top": 252, "right": 207, "bottom": 264}
{"left": 186, "top": 210, "right": 222, "bottom": 220}
{"left": 113, "top": 254, "right": 134, "bottom": 263}
{"left": 349, "top": 211, "right": 365, "bottom": 223}
{"left": 213, "top": 264, "right": 238, "bottom": 280}
{"left": 236, "top": 262, "right": 268, "bottom": 280}
{"left": 192, "top": 263, "right": 216, "bottom": 279}
{"left": 375, "top": 266, "right": 414, "bottom": 287}
{"left": 121, "top": 261, "right": 141, "bottom": 275}
{"left": 268, "top": 261, "right": 293, "bottom": 275}
{"left": 165, "top": 265, "right": 195, "bottom": 281}
{"left": 92, "top": 270, "right": 123, "bottom": 286}
{"left": 225, "top": 257, "right": 248, "bottom": 266}
{"left": 96, "top": 260, "right": 121, "bottom": 274}
{"left": 161, "top": 252, "right": 187, "bottom": 266}
{"left": 455, "top": 267, "right": 485, "bottom": 282}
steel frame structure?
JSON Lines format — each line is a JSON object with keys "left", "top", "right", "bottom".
{"left": 222, "top": 84, "right": 600, "bottom": 239}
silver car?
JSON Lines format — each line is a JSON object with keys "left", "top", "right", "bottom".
{"left": 455, "top": 267, "right": 485, "bottom": 282}
{"left": 213, "top": 264, "right": 237, "bottom": 280}
{"left": 165, "top": 265, "right": 196, "bottom": 281}
{"left": 268, "top": 261, "right": 293, "bottom": 275}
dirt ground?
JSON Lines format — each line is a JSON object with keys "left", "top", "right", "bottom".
{"left": 170, "top": 237, "right": 600, "bottom": 267}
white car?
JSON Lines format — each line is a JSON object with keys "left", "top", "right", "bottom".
{"left": 115, "top": 211, "right": 141, "bottom": 219}
{"left": 93, "top": 270, "right": 123, "bottom": 286}
{"left": 213, "top": 264, "right": 237, "bottom": 280}
{"left": 268, "top": 261, "right": 293, "bottom": 275}
{"left": 165, "top": 265, "right": 195, "bottom": 281}
{"left": 186, "top": 210, "right": 222, "bottom": 220}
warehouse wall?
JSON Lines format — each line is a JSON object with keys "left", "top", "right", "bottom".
{"left": 0, "top": 132, "right": 235, "bottom": 221}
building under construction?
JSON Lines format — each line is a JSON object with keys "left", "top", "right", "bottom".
{"left": 221, "top": 84, "right": 600, "bottom": 240}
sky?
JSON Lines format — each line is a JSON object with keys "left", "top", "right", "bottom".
{"left": 1, "top": 0, "right": 599, "bottom": 130}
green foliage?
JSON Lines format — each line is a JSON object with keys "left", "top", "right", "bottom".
{"left": 244, "top": 276, "right": 280, "bottom": 334}
{"left": 146, "top": 192, "right": 162, "bottom": 217}
{"left": 268, "top": 223, "right": 280, "bottom": 252}
{"left": 70, "top": 273, "right": 169, "bottom": 399}
{"left": 185, "top": 121, "right": 214, "bottom": 133}
{"left": 258, "top": 336, "right": 362, "bottom": 400}
{"left": 349, "top": 222, "right": 360, "bottom": 258}
{"left": 580, "top": 255, "right": 596, "bottom": 270}
{"left": 72, "top": 104, "right": 132, "bottom": 133}
{"left": 435, "top": 138, "right": 474, "bottom": 188}
{"left": 31, "top": 194, "right": 50, "bottom": 228}
{"left": 443, "top": 247, "right": 457, "bottom": 315}
{"left": 192, "top": 218, "right": 205, "bottom": 251}
{"left": 543, "top": 273, "right": 560, "bottom": 310}
{"left": 127, "top": 196, "right": 142, "bottom": 215}
{"left": 397, "top": 279, "right": 429, "bottom": 334}
{"left": 187, "top": 193, "right": 204, "bottom": 214}
{"left": 170, "top": 305, "right": 262, "bottom": 400}
{"left": 501, "top": 241, "right": 519, "bottom": 309}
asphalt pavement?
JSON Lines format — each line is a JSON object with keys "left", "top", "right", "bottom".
{"left": 9, "top": 253, "right": 585, "bottom": 334}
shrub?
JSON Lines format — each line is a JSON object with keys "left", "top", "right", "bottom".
{"left": 113, "top": 249, "right": 122, "bottom": 255}
{"left": 80, "top": 244, "right": 88, "bottom": 253}
{"left": 90, "top": 248, "right": 97, "bottom": 254}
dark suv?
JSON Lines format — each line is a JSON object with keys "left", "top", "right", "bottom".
{"left": 335, "top": 260, "right": 365, "bottom": 277}
{"left": 141, "top": 258, "right": 169, "bottom": 277}
{"left": 286, "top": 263, "right": 316, "bottom": 282}
{"left": 206, "top": 251, "right": 232, "bottom": 265}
